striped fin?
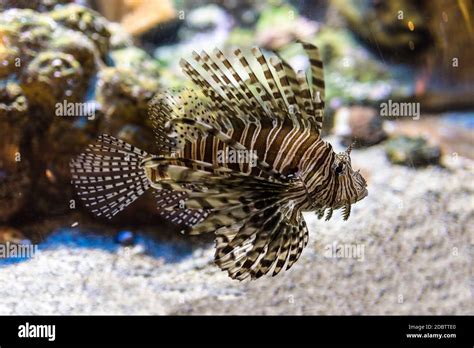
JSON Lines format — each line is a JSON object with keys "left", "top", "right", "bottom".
{"left": 179, "top": 58, "right": 238, "bottom": 124}
{"left": 210, "top": 48, "right": 260, "bottom": 116}
{"left": 142, "top": 154, "right": 291, "bottom": 235}
{"left": 299, "top": 41, "right": 325, "bottom": 103}
{"left": 70, "top": 134, "right": 150, "bottom": 219}
{"left": 208, "top": 48, "right": 262, "bottom": 117}
{"left": 179, "top": 42, "right": 326, "bottom": 135}
{"left": 149, "top": 93, "right": 178, "bottom": 154}
{"left": 192, "top": 50, "right": 248, "bottom": 119}
{"left": 251, "top": 47, "right": 289, "bottom": 120}
{"left": 154, "top": 189, "right": 208, "bottom": 230}
{"left": 234, "top": 47, "right": 280, "bottom": 119}
{"left": 342, "top": 203, "right": 351, "bottom": 220}
{"left": 275, "top": 46, "right": 324, "bottom": 134}
{"left": 271, "top": 224, "right": 293, "bottom": 275}
{"left": 145, "top": 157, "right": 288, "bottom": 193}
{"left": 295, "top": 70, "right": 314, "bottom": 123}
{"left": 277, "top": 58, "right": 308, "bottom": 128}
{"left": 286, "top": 217, "right": 309, "bottom": 270}
{"left": 249, "top": 223, "right": 292, "bottom": 278}
{"left": 184, "top": 190, "right": 284, "bottom": 236}
{"left": 299, "top": 41, "right": 325, "bottom": 134}
{"left": 268, "top": 55, "right": 295, "bottom": 112}
{"left": 150, "top": 88, "right": 227, "bottom": 151}
{"left": 214, "top": 204, "right": 309, "bottom": 280}
{"left": 187, "top": 49, "right": 271, "bottom": 121}
{"left": 160, "top": 208, "right": 208, "bottom": 231}
{"left": 229, "top": 208, "right": 288, "bottom": 280}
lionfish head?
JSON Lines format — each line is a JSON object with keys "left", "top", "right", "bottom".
{"left": 330, "top": 143, "right": 368, "bottom": 213}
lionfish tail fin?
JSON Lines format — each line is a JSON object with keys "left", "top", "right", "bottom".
{"left": 70, "top": 134, "right": 150, "bottom": 219}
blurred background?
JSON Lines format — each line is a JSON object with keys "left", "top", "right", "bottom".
{"left": 0, "top": 0, "right": 472, "bottom": 315}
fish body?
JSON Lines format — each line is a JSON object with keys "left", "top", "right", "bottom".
{"left": 70, "top": 42, "right": 368, "bottom": 280}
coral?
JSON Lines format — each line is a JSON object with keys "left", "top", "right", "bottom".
{"left": 49, "top": 28, "right": 98, "bottom": 80}
{"left": 0, "top": 0, "right": 72, "bottom": 13}
{"left": 0, "top": 4, "right": 162, "bottom": 222}
{"left": 50, "top": 4, "right": 111, "bottom": 57}
{"left": 96, "top": 66, "right": 159, "bottom": 146}
{"left": 107, "top": 22, "right": 134, "bottom": 50}
{"left": 0, "top": 43, "right": 20, "bottom": 79}
{"left": 0, "top": 9, "right": 58, "bottom": 68}
{"left": 110, "top": 47, "right": 160, "bottom": 79}
{"left": 20, "top": 51, "right": 84, "bottom": 110}
{"left": 0, "top": 82, "right": 28, "bottom": 122}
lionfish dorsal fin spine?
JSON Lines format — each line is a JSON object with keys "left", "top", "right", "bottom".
{"left": 252, "top": 47, "right": 290, "bottom": 121}
{"left": 177, "top": 42, "right": 326, "bottom": 138}
{"left": 299, "top": 41, "right": 325, "bottom": 134}
{"left": 233, "top": 47, "right": 278, "bottom": 119}
{"left": 299, "top": 41, "right": 326, "bottom": 103}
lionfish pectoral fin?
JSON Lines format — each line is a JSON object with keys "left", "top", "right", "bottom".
{"left": 154, "top": 189, "right": 209, "bottom": 232}
{"left": 342, "top": 204, "right": 351, "bottom": 221}
{"left": 316, "top": 208, "right": 325, "bottom": 220}
{"left": 186, "top": 183, "right": 287, "bottom": 236}
{"left": 70, "top": 134, "right": 150, "bottom": 219}
{"left": 144, "top": 156, "right": 289, "bottom": 236}
{"left": 325, "top": 208, "right": 334, "bottom": 221}
{"left": 212, "top": 191, "right": 309, "bottom": 280}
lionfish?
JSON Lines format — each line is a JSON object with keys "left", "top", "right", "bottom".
{"left": 70, "top": 41, "right": 368, "bottom": 280}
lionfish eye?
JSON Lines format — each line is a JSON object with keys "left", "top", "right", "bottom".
{"left": 335, "top": 163, "right": 344, "bottom": 175}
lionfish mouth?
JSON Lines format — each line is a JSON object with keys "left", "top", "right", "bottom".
{"left": 313, "top": 185, "right": 367, "bottom": 221}
{"left": 335, "top": 187, "right": 368, "bottom": 207}
{"left": 357, "top": 187, "right": 369, "bottom": 201}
